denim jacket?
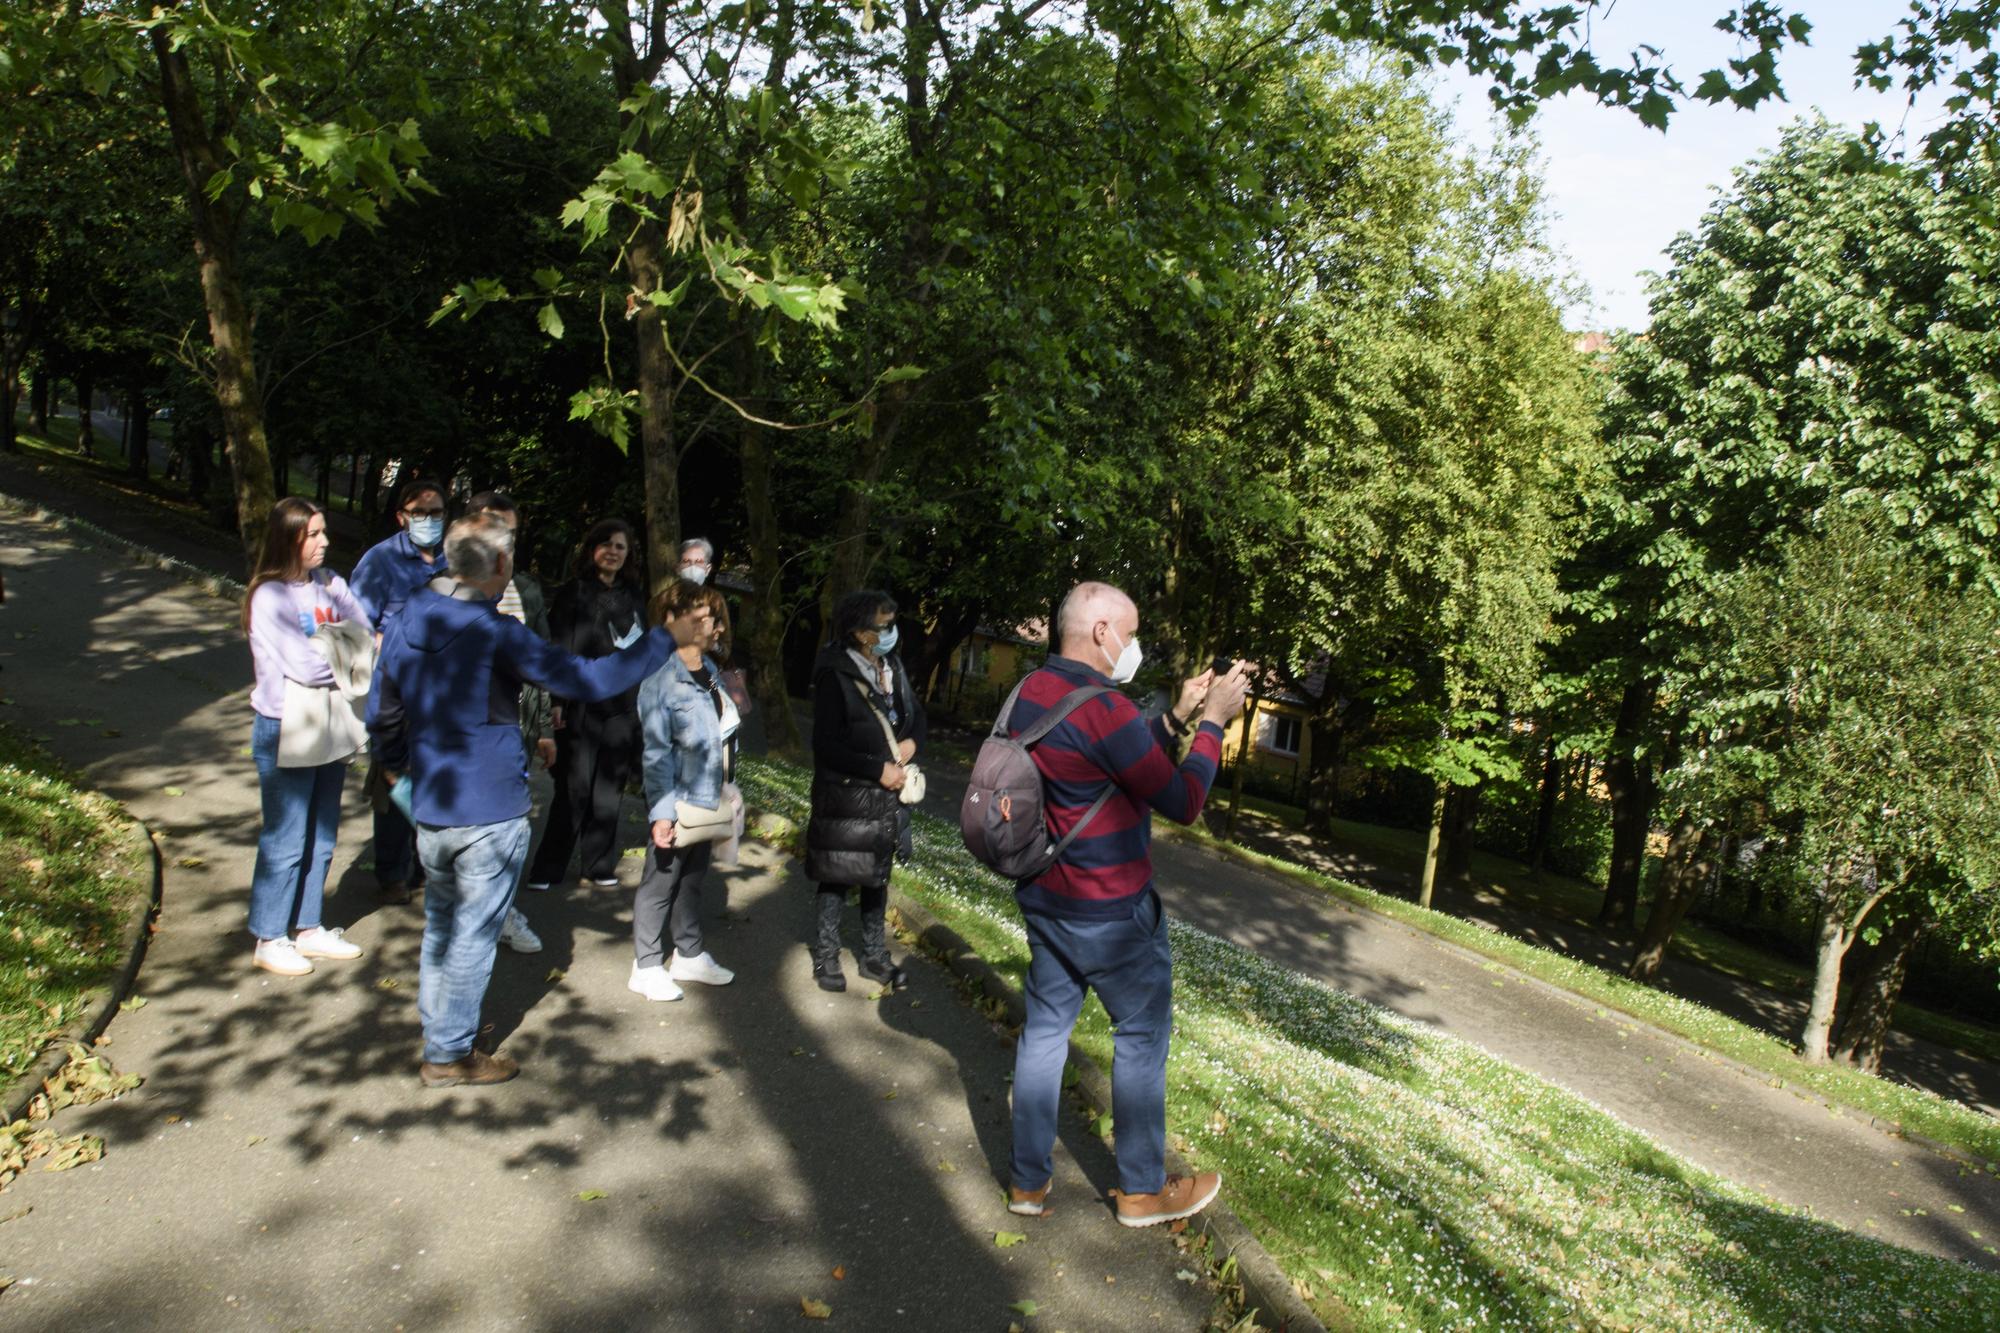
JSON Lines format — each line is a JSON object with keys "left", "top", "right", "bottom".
{"left": 639, "top": 651, "right": 726, "bottom": 822}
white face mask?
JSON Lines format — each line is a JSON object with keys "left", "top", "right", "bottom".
{"left": 680, "top": 564, "right": 709, "bottom": 586}
{"left": 1102, "top": 627, "right": 1142, "bottom": 685}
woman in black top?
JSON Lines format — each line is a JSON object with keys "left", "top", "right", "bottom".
{"left": 805, "top": 589, "right": 926, "bottom": 992}
{"left": 526, "top": 518, "right": 649, "bottom": 890}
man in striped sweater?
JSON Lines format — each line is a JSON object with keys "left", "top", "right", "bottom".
{"left": 1005, "top": 581, "right": 1251, "bottom": 1228}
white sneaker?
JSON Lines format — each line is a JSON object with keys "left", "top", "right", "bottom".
{"left": 668, "top": 950, "right": 734, "bottom": 986}
{"left": 588, "top": 876, "right": 621, "bottom": 887}
{"left": 295, "top": 926, "right": 362, "bottom": 961}
{"left": 523, "top": 880, "right": 552, "bottom": 893}
{"left": 499, "top": 908, "right": 543, "bottom": 954}
{"left": 627, "top": 962, "right": 683, "bottom": 1002}
{"left": 254, "top": 937, "right": 314, "bottom": 976}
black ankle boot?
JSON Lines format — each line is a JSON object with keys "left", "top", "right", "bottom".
{"left": 858, "top": 955, "right": 908, "bottom": 991}
{"left": 813, "top": 955, "right": 847, "bottom": 992}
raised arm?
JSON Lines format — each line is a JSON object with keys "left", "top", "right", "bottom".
{"left": 1089, "top": 696, "right": 1223, "bottom": 826}
{"left": 500, "top": 619, "right": 672, "bottom": 702}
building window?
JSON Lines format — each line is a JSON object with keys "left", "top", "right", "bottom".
{"left": 1264, "top": 715, "right": 1302, "bottom": 756}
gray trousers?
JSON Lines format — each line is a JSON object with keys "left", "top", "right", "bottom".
{"left": 634, "top": 841, "right": 713, "bottom": 967}
{"left": 815, "top": 883, "right": 889, "bottom": 964}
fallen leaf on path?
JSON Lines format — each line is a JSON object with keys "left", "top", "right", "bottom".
{"left": 800, "top": 1296, "right": 832, "bottom": 1319}
{"left": 101, "top": 729, "right": 121, "bottom": 738}
{"left": 377, "top": 978, "right": 400, "bottom": 990}
{"left": 1177, "top": 1268, "right": 1200, "bottom": 1283}
{"left": 245, "top": 1136, "right": 265, "bottom": 1147}
{"left": 881, "top": 1089, "right": 897, "bottom": 1101}
{"left": 119, "top": 996, "right": 147, "bottom": 1012}
{"left": 44, "top": 1134, "right": 104, "bottom": 1171}
{"left": 545, "top": 968, "right": 566, "bottom": 983}
{"left": 994, "top": 1231, "right": 1026, "bottom": 1248}
{"left": 1008, "top": 1300, "right": 1038, "bottom": 1317}
{"left": 162, "top": 1114, "right": 181, "bottom": 1125}
{"left": 831, "top": 1266, "right": 845, "bottom": 1280}
{"left": 175, "top": 858, "right": 204, "bottom": 870}
{"left": 0, "top": 1205, "right": 30, "bottom": 1224}
{"left": 936, "top": 1159, "right": 957, "bottom": 1173}
{"left": 84, "top": 719, "right": 102, "bottom": 726}
{"left": 163, "top": 786, "right": 185, "bottom": 797}
{"left": 577, "top": 1190, "right": 607, "bottom": 1202}
{"left": 56, "top": 718, "right": 81, "bottom": 727}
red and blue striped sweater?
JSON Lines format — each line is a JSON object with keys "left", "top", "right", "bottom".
{"left": 1009, "top": 655, "right": 1224, "bottom": 919}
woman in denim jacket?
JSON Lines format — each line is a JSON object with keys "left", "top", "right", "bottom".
{"left": 630, "top": 579, "right": 740, "bottom": 1001}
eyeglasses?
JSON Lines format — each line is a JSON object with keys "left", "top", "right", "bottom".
{"left": 403, "top": 507, "right": 445, "bottom": 519}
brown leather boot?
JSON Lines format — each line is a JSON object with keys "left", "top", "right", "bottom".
{"left": 1112, "top": 1171, "right": 1221, "bottom": 1228}
{"left": 419, "top": 1048, "right": 519, "bottom": 1088}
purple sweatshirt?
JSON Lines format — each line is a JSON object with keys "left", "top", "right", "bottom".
{"left": 248, "top": 571, "right": 369, "bottom": 719}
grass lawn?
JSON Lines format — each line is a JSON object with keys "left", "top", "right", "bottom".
{"left": 740, "top": 755, "right": 2000, "bottom": 1331}
{"left": 1213, "top": 794, "right": 2000, "bottom": 1068}
{"left": 0, "top": 724, "right": 152, "bottom": 1105}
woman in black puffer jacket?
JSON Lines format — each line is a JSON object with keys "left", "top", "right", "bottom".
{"left": 806, "top": 589, "right": 926, "bottom": 992}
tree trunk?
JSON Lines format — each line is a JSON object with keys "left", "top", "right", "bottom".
{"left": 185, "top": 422, "right": 210, "bottom": 504}
{"left": 1526, "top": 727, "right": 1561, "bottom": 875}
{"left": 1832, "top": 913, "right": 1928, "bottom": 1073}
{"left": 1597, "top": 678, "right": 1656, "bottom": 927}
{"left": 1418, "top": 783, "right": 1447, "bottom": 910}
{"left": 1441, "top": 785, "right": 1479, "bottom": 883}
{"left": 1627, "top": 814, "right": 1712, "bottom": 983}
{"left": 75, "top": 372, "right": 94, "bottom": 455}
{"left": 1224, "top": 698, "right": 1258, "bottom": 842}
{"left": 26, "top": 373, "right": 48, "bottom": 436}
{"left": 0, "top": 344, "right": 17, "bottom": 453}
{"left": 153, "top": 28, "right": 277, "bottom": 571}
{"left": 735, "top": 335, "right": 802, "bottom": 754}
{"left": 1800, "top": 902, "right": 1854, "bottom": 1064}
{"left": 819, "top": 384, "right": 912, "bottom": 623}
{"left": 125, "top": 390, "right": 150, "bottom": 478}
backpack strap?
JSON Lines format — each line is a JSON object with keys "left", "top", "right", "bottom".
{"left": 1003, "top": 678, "right": 1118, "bottom": 872}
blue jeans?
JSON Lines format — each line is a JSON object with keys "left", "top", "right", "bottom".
{"left": 248, "top": 714, "right": 347, "bottom": 940}
{"left": 416, "top": 817, "right": 530, "bottom": 1064}
{"left": 1010, "top": 890, "right": 1174, "bottom": 1196}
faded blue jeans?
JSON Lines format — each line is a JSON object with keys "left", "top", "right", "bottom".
{"left": 1009, "top": 889, "right": 1174, "bottom": 1197}
{"left": 416, "top": 817, "right": 530, "bottom": 1064}
{"left": 248, "top": 713, "right": 347, "bottom": 940}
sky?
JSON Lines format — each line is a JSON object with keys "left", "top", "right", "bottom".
{"left": 1422, "top": 2, "right": 1952, "bottom": 332}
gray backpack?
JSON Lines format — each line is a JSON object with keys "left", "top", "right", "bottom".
{"left": 959, "top": 678, "right": 1114, "bottom": 880}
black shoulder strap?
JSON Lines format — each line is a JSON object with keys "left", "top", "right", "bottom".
{"left": 1008, "top": 681, "right": 1114, "bottom": 747}
{"left": 998, "top": 678, "right": 1119, "bottom": 871}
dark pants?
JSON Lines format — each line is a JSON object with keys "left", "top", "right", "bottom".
{"left": 369, "top": 759, "right": 418, "bottom": 888}
{"left": 814, "top": 883, "right": 888, "bottom": 965}
{"left": 529, "top": 715, "right": 635, "bottom": 884}
{"left": 1010, "top": 890, "right": 1173, "bottom": 1197}
{"left": 635, "top": 841, "right": 712, "bottom": 967}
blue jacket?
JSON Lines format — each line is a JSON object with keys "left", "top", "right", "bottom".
{"left": 368, "top": 587, "right": 672, "bottom": 828}
{"left": 639, "top": 652, "right": 726, "bottom": 823}
{"left": 351, "top": 530, "right": 449, "bottom": 632}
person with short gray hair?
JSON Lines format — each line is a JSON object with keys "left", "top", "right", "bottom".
{"left": 677, "top": 537, "right": 715, "bottom": 585}
{"left": 368, "top": 517, "right": 710, "bottom": 1088}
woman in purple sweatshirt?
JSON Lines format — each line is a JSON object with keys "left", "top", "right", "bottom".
{"left": 243, "top": 497, "right": 369, "bottom": 977}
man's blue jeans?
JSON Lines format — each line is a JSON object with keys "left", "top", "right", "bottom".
{"left": 1010, "top": 890, "right": 1174, "bottom": 1197}
{"left": 248, "top": 714, "right": 346, "bottom": 940}
{"left": 416, "top": 817, "right": 530, "bottom": 1064}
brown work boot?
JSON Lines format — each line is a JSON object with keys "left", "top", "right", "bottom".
{"left": 1112, "top": 1171, "right": 1221, "bottom": 1228}
{"left": 419, "top": 1048, "right": 519, "bottom": 1088}
{"left": 1008, "top": 1183, "right": 1054, "bottom": 1218}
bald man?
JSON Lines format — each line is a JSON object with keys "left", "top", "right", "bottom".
{"left": 1004, "top": 580, "right": 1250, "bottom": 1228}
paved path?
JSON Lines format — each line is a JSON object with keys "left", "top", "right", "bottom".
{"left": 0, "top": 508, "right": 1214, "bottom": 1330}
{"left": 1217, "top": 809, "right": 2000, "bottom": 1117}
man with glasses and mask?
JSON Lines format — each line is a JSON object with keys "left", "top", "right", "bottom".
{"left": 1001, "top": 580, "right": 1251, "bottom": 1230}
{"left": 677, "top": 537, "right": 715, "bottom": 585}
{"left": 352, "top": 477, "right": 450, "bottom": 904}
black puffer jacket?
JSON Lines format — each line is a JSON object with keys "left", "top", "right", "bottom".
{"left": 805, "top": 643, "right": 926, "bottom": 888}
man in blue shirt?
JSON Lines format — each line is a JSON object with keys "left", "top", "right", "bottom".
{"left": 351, "top": 477, "right": 448, "bottom": 902}
{"left": 368, "top": 512, "right": 711, "bottom": 1087}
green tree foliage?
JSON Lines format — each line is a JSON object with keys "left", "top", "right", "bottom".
{"left": 1675, "top": 512, "right": 2000, "bottom": 1062}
